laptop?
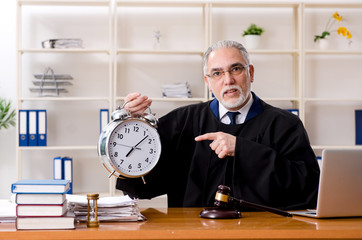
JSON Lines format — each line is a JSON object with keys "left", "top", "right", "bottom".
{"left": 290, "top": 148, "right": 362, "bottom": 218}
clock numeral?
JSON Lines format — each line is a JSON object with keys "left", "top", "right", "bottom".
{"left": 125, "top": 128, "right": 130, "bottom": 134}
{"left": 113, "top": 142, "right": 117, "bottom": 147}
{"left": 114, "top": 152, "right": 118, "bottom": 157}
{"left": 138, "top": 163, "right": 141, "bottom": 168}
{"left": 149, "top": 148, "right": 154, "bottom": 154}
{"left": 133, "top": 126, "right": 139, "bottom": 132}
{"left": 128, "top": 164, "right": 132, "bottom": 169}
{"left": 117, "top": 133, "right": 123, "bottom": 139}
{"left": 143, "top": 130, "right": 147, "bottom": 136}
{"left": 148, "top": 139, "right": 152, "bottom": 144}
{"left": 145, "top": 157, "right": 149, "bottom": 163}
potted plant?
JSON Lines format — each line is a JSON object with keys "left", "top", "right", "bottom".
{"left": 314, "top": 12, "right": 352, "bottom": 50}
{"left": 0, "top": 98, "right": 16, "bottom": 130}
{"left": 242, "top": 23, "right": 265, "bottom": 50}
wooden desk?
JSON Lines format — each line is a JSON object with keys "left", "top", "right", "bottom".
{"left": 1, "top": 208, "right": 362, "bottom": 239}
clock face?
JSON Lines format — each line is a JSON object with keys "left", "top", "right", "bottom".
{"left": 106, "top": 118, "right": 161, "bottom": 178}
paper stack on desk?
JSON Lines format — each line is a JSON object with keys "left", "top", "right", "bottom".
{"left": 67, "top": 195, "right": 146, "bottom": 222}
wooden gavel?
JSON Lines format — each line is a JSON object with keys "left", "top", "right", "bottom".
{"left": 214, "top": 185, "right": 293, "bottom": 217}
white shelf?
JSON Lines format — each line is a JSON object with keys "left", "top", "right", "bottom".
{"left": 19, "top": 48, "right": 110, "bottom": 54}
{"left": 20, "top": 97, "right": 111, "bottom": 102}
{"left": 305, "top": 50, "right": 362, "bottom": 55}
{"left": 117, "top": 49, "right": 204, "bottom": 55}
{"left": 19, "top": 145, "right": 97, "bottom": 151}
{"left": 304, "top": 98, "right": 362, "bottom": 102}
{"left": 18, "top": 0, "right": 110, "bottom": 6}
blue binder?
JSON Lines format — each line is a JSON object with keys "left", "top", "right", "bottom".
{"left": 18, "top": 110, "right": 28, "bottom": 146}
{"left": 356, "top": 110, "right": 362, "bottom": 145}
{"left": 285, "top": 109, "right": 299, "bottom": 117}
{"left": 37, "top": 109, "right": 47, "bottom": 146}
{"left": 63, "top": 157, "right": 73, "bottom": 194}
{"left": 28, "top": 110, "right": 38, "bottom": 146}
{"left": 100, "top": 109, "right": 109, "bottom": 133}
{"left": 53, "top": 156, "right": 64, "bottom": 180}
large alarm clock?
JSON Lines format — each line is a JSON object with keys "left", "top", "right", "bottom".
{"left": 97, "top": 104, "right": 161, "bottom": 181}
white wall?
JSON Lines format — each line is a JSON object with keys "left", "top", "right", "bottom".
{"left": 0, "top": 1, "right": 17, "bottom": 199}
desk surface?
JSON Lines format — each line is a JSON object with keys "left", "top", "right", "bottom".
{"left": 1, "top": 208, "right": 362, "bottom": 239}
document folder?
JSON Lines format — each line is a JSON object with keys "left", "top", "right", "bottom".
{"left": 53, "top": 156, "right": 64, "bottom": 180}
{"left": 37, "top": 110, "right": 47, "bottom": 146}
{"left": 63, "top": 157, "right": 73, "bottom": 194}
{"left": 19, "top": 110, "right": 28, "bottom": 146}
{"left": 100, "top": 109, "right": 109, "bottom": 133}
{"left": 28, "top": 110, "right": 37, "bottom": 146}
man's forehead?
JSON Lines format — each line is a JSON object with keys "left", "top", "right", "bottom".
{"left": 207, "top": 48, "right": 246, "bottom": 68}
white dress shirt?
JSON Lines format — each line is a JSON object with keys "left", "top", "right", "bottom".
{"left": 219, "top": 94, "right": 254, "bottom": 124}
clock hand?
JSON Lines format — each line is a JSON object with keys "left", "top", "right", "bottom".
{"left": 126, "top": 135, "right": 149, "bottom": 157}
{"left": 116, "top": 143, "right": 141, "bottom": 150}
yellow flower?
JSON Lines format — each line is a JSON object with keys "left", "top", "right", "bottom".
{"left": 347, "top": 31, "right": 352, "bottom": 39}
{"left": 337, "top": 27, "right": 347, "bottom": 36}
{"left": 337, "top": 27, "right": 352, "bottom": 40}
{"left": 333, "top": 12, "right": 342, "bottom": 21}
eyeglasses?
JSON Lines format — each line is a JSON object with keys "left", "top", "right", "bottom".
{"left": 206, "top": 64, "right": 250, "bottom": 81}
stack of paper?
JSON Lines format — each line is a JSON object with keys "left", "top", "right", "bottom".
{"left": 11, "top": 179, "right": 75, "bottom": 230}
{"left": 67, "top": 195, "right": 146, "bottom": 222}
{"left": 0, "top": 199, "right": 16, "bottom": 223}
{"left": 161, "top": 82, "right": 191, "bottom": 98}
{"left": 41, "top": 38, "right": 83, "bottom": 49}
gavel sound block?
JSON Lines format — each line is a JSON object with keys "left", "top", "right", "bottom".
{"left": 200, "top": 185, "right": 293, "bottom": 219}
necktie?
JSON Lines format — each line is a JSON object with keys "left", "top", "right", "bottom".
{"left": 226, "top": 111, "right": 240, "bottom": 125}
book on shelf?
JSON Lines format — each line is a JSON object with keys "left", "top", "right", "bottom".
{"left": 15, "top": 193, "right": 66, "bottom": 205}
{"left": 11, "top": 179, "right": 70, "bottom": 194}
{"left": 16, "top": 201, "right": 67, "bottom": 217}
{"left": 41, "top": 38, "right": 83, "bottom": 49}
{"left": 16, "top": 211, "right": 75, "bottom": 230}
{"left": 356, "top": 110, "right": 362, "bottom": 145}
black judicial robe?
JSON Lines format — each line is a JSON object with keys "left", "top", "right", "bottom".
{"left": 116, "top": 93, "right": 320, "bottom": 210}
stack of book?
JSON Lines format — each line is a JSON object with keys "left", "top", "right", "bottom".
{"left": 161, "top": 82, "right": 191, "bottom": 98}
{"left": 11, "top": 179, "right": 75, "bottom": 230}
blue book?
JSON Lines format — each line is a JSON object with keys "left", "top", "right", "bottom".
{"left": 37, "top": 109, "right": 47, "bottom": 146}
{"left": 28, "top": 110, "right": 38, "bottom": 146}
{"left": 18, "top": 110, "right": 28, "bottom": 146}
{"left": 11, "top": 179, "right": 70, "bottom": 194}
{"left": 356, "top": 110, "right": 362, "bottom": 145}
{"left": 63, "top": 157, "right": 73, "bottom": 194}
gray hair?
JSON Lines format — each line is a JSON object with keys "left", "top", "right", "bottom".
{"left": 203, "top": 40, "right": 251, "bottom": 75}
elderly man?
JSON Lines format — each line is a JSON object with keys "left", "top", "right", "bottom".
{"left": 116, "top": 40, "right": 320, "bottom": 210}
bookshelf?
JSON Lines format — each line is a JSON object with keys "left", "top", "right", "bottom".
{"left": 16, "top": 0, "right": 362, "bottom": 196}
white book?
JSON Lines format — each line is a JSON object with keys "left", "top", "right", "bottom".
{"left": 16, "top": 201, "right": 67, "bottom": 217}
{"left": 15, "top": 193, "right": 66, "bottom": 205}
{"left": 16, "top": 211, "right": 75, "bottom": 230}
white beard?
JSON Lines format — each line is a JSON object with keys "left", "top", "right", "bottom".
{"left": 219, "top": 85, "right": 248, "bottom": 109}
